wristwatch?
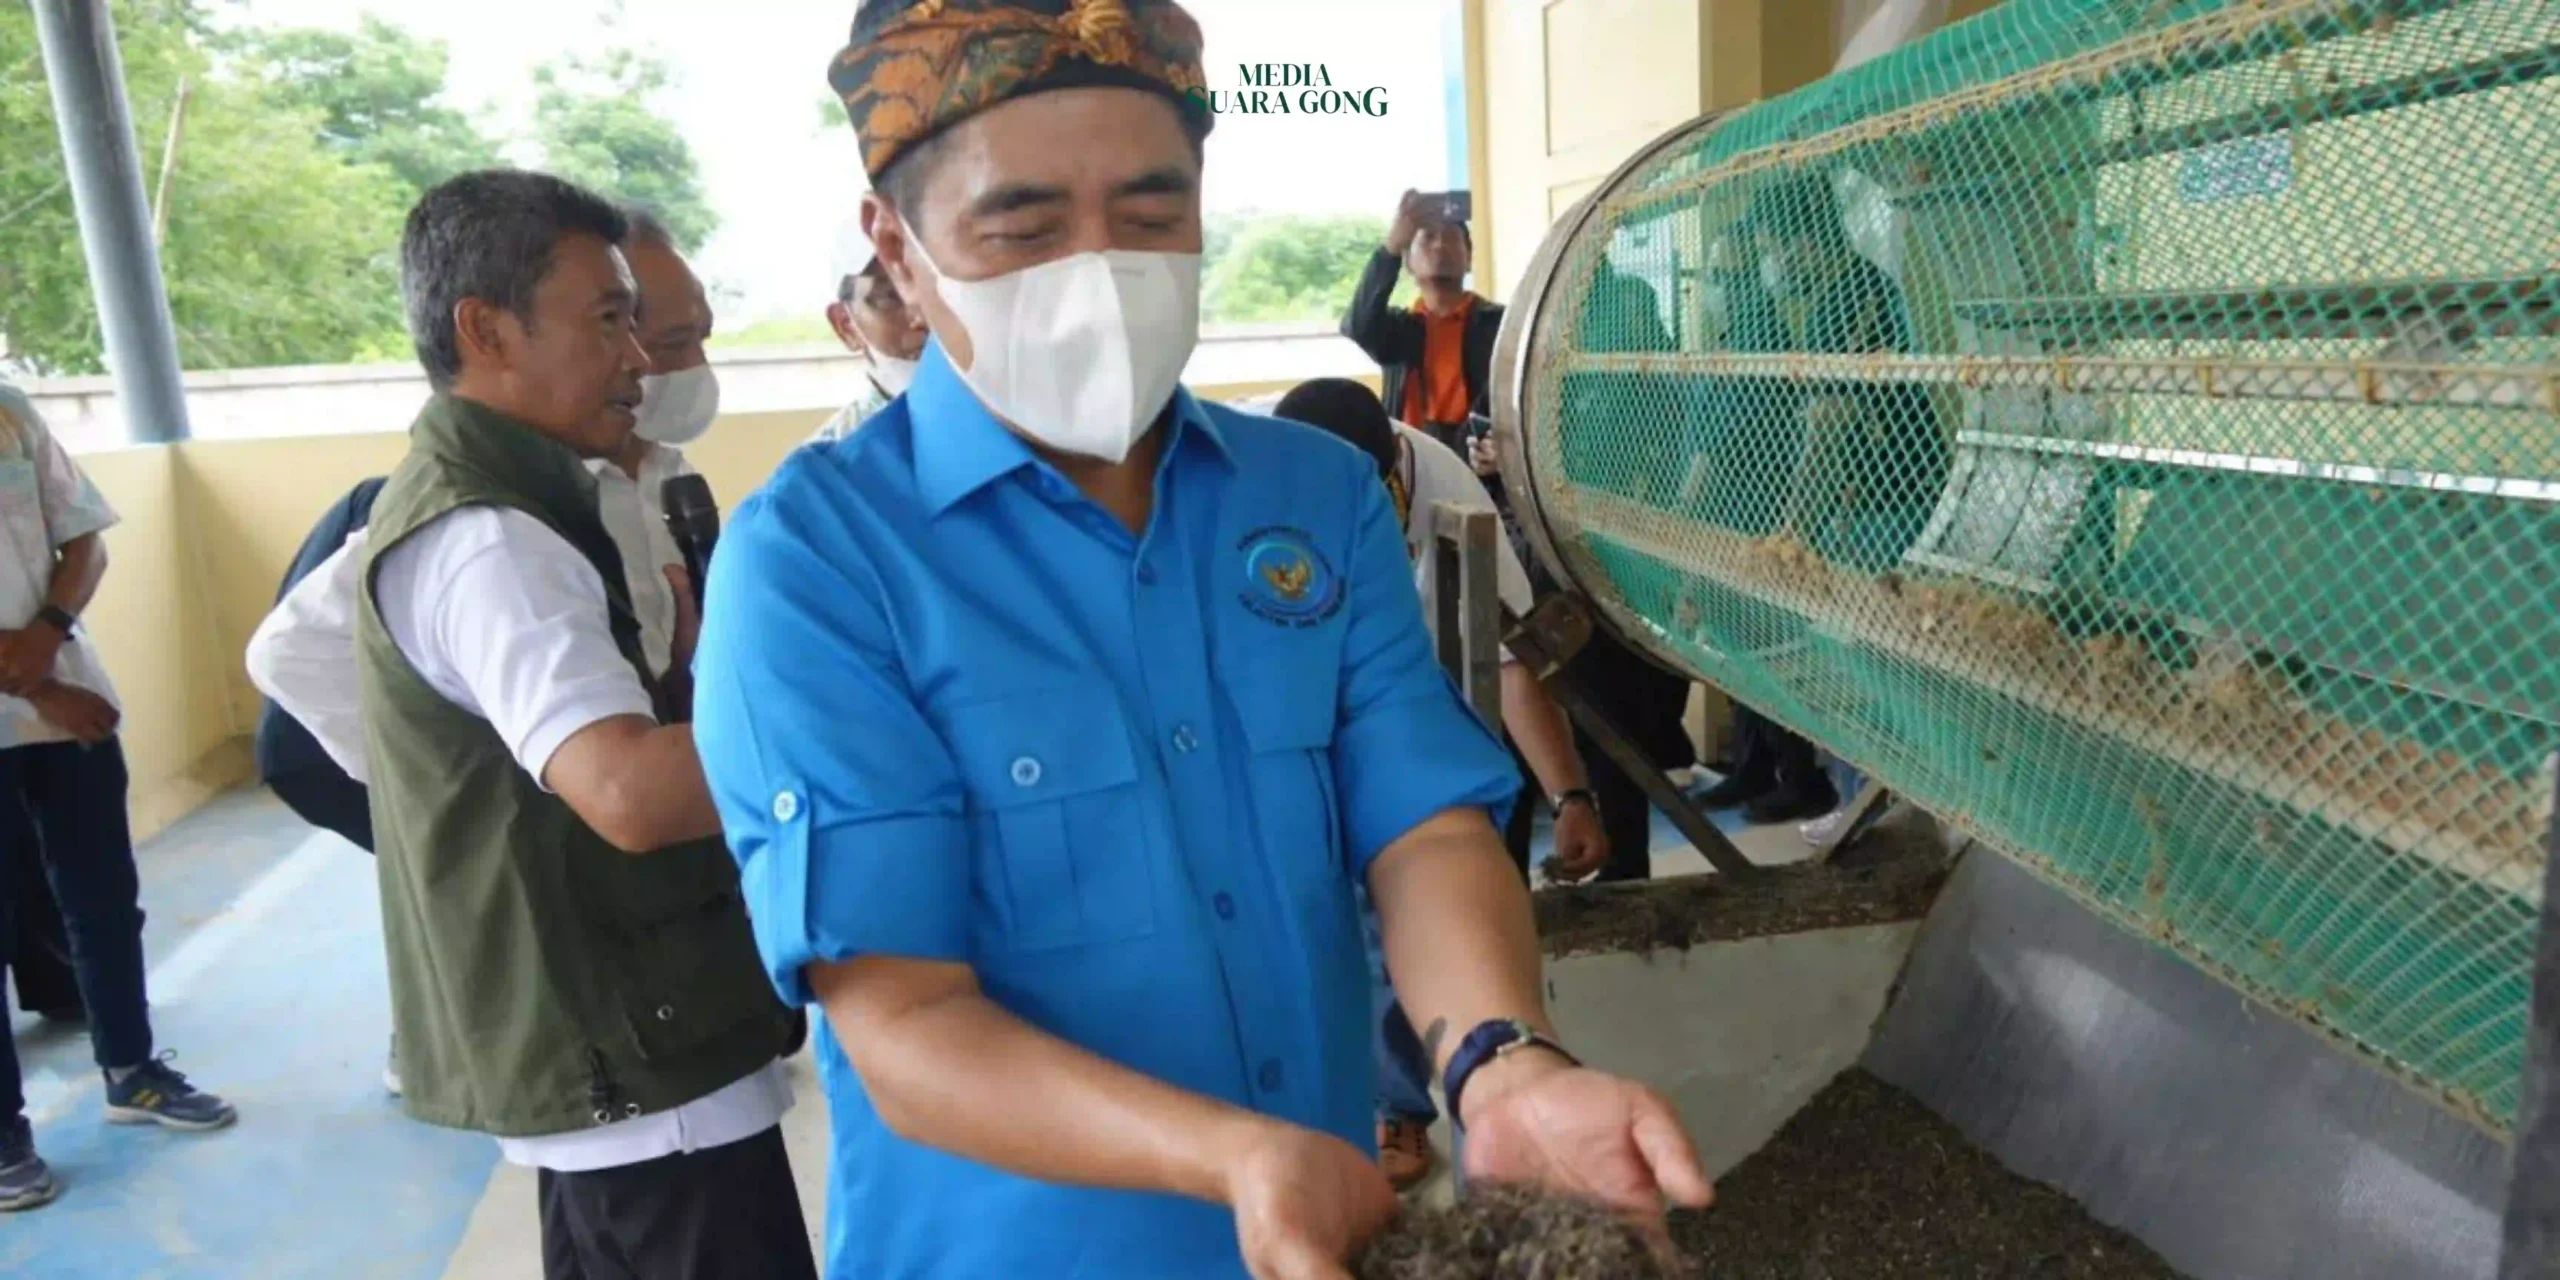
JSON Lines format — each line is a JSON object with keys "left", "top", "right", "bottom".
{"left": 1443, "top": 1018, "right": 1580, "bottom": 1133}
{"left": 1551, "top": 787, "right": 1598, "bottom": 814}
{"left": 33, "top": 605, "right": 77, "bottom": 637}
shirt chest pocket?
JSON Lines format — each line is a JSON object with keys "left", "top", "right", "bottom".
{"left": 942, "top": 689, "right": 1155, "bottom": 953}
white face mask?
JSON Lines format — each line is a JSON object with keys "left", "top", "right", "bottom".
{"left": 868, "top": 352, "right": 919, "bottom": 397}
{"left": 633, "top": 364, "right": 720, "bottom": 446}
{"left": 911, "top": 237, "right": 1201, "bottom": 464}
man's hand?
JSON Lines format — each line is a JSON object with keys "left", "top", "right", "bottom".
{"left": 1547, "top": 799, "right": 1611, "bottom": 883}
{"left": 0, "top": 626, "right": 66, "bottom": 696}
{"left": 27, "top": 682, "right": 119, "bottom": 746}
{"left": 1468, "top": 431, "right": 1501, "bottom": 479}
{"left": 1387, "top": 190, "right": 1426, "bottom": 257}
{"left": 1460, "top": 1052, "right": 1713, "bottom": 1229}
{"left": 1226, "top": 1120, "right": 1400, "bottom": 1280}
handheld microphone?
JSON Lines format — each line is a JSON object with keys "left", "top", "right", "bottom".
{"left": 660, "top": 474, "right": 719, "bottom": 611}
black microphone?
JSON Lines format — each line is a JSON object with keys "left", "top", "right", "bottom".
{"left": 660, "top": 474, "right": 719, "bottom": 611}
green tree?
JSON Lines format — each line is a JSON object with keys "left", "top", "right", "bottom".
{"left": 533, "top": 48, "right": 716, "bottom": 251}
{"left": 0, "top": 0, "right": 410, "bottom": 374}
{"left": 233, "top": 16, "right": 501, "bottom": 204}
{"left": 1202, "top": 213, "right": 1385, "bottom": 326}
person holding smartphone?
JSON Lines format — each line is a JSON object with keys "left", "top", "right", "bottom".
{"left": 1342, "top": 189, "right": 1504, "bottom": 478}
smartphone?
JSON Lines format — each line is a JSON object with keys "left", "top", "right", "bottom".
{"left": 1467, "top": 412, "right": 1494, "bottom": 440}
{"left": 1427, "top": 190, "right": 1473, "bottom": 225}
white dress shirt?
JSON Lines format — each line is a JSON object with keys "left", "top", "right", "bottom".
{"left": 0, "top": 382, "right": 122, "bottom": 750}
{"left": 1396, "top": 423, "right": 1534, "bottom": 638}
{"left": 588, "top": 445, "right": 696, "bottom": 677}
{"left": 244, "top": 446, "right": 787, "bottom": 1174}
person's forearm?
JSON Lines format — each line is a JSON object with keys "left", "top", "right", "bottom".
{"left": 812, "top": 957, "right": 1267, "bottom": 1204}
{"left": 1501, "top": 664, "right": 1587, "bottom": 798}
{"left": 1341, "top": 249, "right": 1415, "bottom": 358}
{"left": 46, "top": 534, "right": 106, "bottom": 616}
{"left": 1369, "top": 809, "right": 1551, "bottom": 1076}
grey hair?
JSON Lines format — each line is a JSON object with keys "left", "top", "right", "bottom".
{"left": 622, "top": 205, "right": 678, "bottom": 252}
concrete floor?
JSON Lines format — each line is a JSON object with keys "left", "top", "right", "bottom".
{"left": 1, "top": 781, "right": 1836, "bottom": 1279}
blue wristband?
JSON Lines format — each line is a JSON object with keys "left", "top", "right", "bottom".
{"left": 1443, "top": 1018, "right": 1579, "bottom": 1132}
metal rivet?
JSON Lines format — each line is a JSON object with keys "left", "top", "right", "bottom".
{"left": 656, "top": 1005, "right": 676, "bottom": 1022}
{"left": 623, "top": 1102, "right": 642, "bottom": 1118}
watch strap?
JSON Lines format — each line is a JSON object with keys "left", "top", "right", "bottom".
{"left": 34, "top": 605, "right": 76, "bottom": 637}
{"left": 1551, "top": 787, "right": 1598, "bottom": 813}
{"left": 1443, "top": 1018, "right": 1579, "bottom": 1132}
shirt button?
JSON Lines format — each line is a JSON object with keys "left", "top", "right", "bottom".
{"left": 770, "top": 791, "right": 800, "bottom": 822}
{"left": 1009, "top": 757, "right": 1043, "bottom": 788}
{"left": 1137, "top": 564, "right": 1159, "bottom": 586}
{"left": 1171, "top": 725, "right": 1199, "bottom": 754}
{"left": 1213, "top": 892, "right": 1236, "bottom": 921}
{"left": 1258, "top": 1060, "right": 1284, "bottom": 1092}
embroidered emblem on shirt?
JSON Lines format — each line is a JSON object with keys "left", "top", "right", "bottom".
{"left": 1237, "top": 526, "right": 1343, "bottom": 628}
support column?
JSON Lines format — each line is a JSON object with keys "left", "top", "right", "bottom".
{"left": 2499, "top": 772, "right": 2560, "bottom": 1278}
{"left": 32, "top": 0, "right": 192, "bottom": 444}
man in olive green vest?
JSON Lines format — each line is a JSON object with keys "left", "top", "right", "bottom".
{"left": 356, "top": 169, "right": 813, "bottom": 1280}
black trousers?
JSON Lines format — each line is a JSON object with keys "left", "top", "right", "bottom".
{"left": 538, "top": 1124, "right": 818, "bottom": 1280}
{"left": 1580, "top": 725, "right": 1660, "bottom": 884}
{"left": 7, "top": 814, "right": 80, "bottom": 1017}
{"left": 1727, "top": 705, "right": 1822, "bottom": 791}
{"left": 268, "top": 765, "right": 373, "bottom": 854}
{"left": 0, "top": 739, "right": 152, "bottom": 1122}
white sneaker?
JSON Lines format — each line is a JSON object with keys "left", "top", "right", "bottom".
{"left": 1800, "top": 805, "right": 1858, "bottom": 846}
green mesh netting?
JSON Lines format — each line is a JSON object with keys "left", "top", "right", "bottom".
{"left": 1510, "top": 0, "right": 2560, "bottom": 1129}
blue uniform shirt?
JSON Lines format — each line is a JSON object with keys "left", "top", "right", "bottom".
{"left": 694, "top": 342, "right": 1520, "bottom": 1279}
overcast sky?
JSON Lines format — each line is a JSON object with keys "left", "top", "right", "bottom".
{"left": 223, "top": 0, "right": 1459, "bottom": 323}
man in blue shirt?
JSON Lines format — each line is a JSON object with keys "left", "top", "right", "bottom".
{"left": 694, "top": 3, "right": 1713, "bottom": 1276}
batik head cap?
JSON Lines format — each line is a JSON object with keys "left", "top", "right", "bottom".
{"left": 829, "top": 0, "right": 1213, "bottom": 181}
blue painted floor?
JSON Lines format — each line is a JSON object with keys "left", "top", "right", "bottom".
{"left": 2, "top": 792, "right": 495, "bottom": 1280}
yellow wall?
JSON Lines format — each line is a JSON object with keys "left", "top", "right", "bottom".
{"left": 79, "top": 447, "right": 247, "bottom": 837}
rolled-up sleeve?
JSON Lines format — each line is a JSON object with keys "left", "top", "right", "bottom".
{"left": 693, "top": 489, "right": 971, "bottom": 1007}
{"left": 19, "top": 397, "right": 118, "bottom": 546}
{"left": 1329, "top": 465, "right": 1521, "bottom": 869}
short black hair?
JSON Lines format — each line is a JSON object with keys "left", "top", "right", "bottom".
{"left": 1275, "top": 378, "right": 1399, "bottom": 479}
{"left": 400, "top": 169, "right": 629, "bottom": 390}
{"left": 872, "top": 95, "right": 1212, "bottom": 227}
